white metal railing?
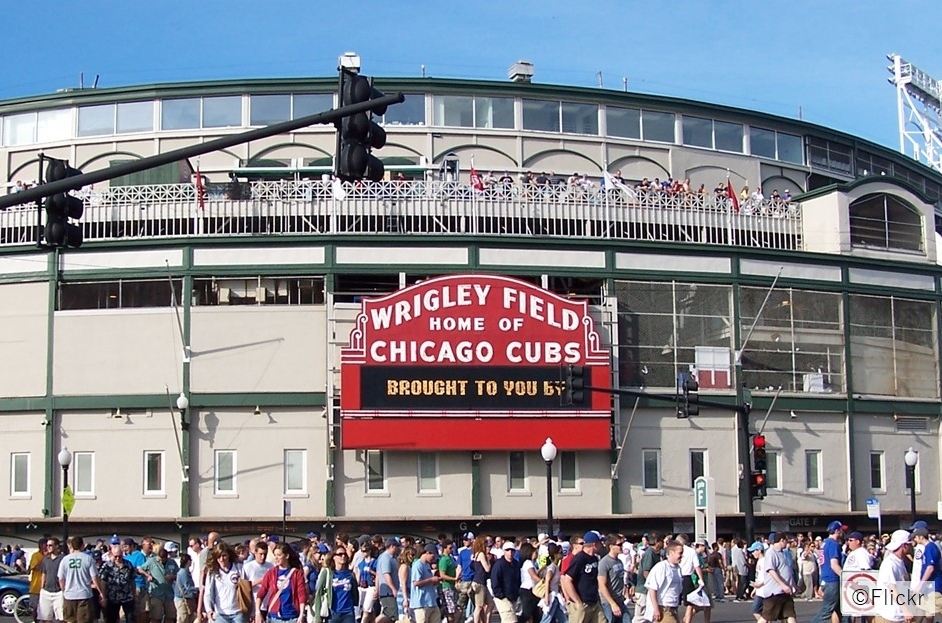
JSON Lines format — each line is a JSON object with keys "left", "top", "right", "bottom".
{"left": 0, "top": 181, "right": 803, "bottom": 250}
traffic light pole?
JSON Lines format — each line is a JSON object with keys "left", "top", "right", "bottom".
{"left": 0, "top": 92, "right": 405, "bottom": 212}
{"left": 583, "top": 383, "right": 755, "bottom": 542}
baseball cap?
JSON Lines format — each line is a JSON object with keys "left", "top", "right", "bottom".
{"left": 318, "top": 543, "right": 330, "bottom": 553}
{"left": 847, "top": 532, "right": 864, "bottom": 541}
{"left": 914, "top": 528, "right": 930, "bottom": 538}
{"left": 768, "top": 533, "right": 777, "bottom": 542}
{"left": 269, "top": 535, "right": 280, "bottom": 543}
{"left": 911, "top": 520, "right": 929, "bottom": 530}
{"left": 538, "top": 533, "right": 548, "bottom": 542}
{"left": 826, "top": 520, "right": 846, "bottom": 533}
{"left": 306, "top": 531, "right": 320, "bottom": 539}
{"left": 109, "top": 535, "right": 121, "bottom": 545}
{"left": 463, "top": 532, "right": 475, "bottom": 540}
{"left": 887, "top": 530, "right": 911, "bottom": 551}
{"left": 424, "top": 544, "right": 438, "bottom": 555}
{"left": 165, "top": 542, "right": 179, "bottom": 553}
{"left": 385, "top": 537, "right": 400, "bottom": 548}
{"left": 747, "top": 541, "right": 764, "bottom": 553}
{"left": 583, "top": 531, "right": 601, "bottom": 545}
{"left": 502, "top": 541, "right": 516, "bottom": 551}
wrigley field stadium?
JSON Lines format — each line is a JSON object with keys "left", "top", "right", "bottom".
{"left": 1, "top": 55, "right": 941, "bottom": 545}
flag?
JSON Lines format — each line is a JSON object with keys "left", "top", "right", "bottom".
{"left": 470, "top": 158, "right": 484, "bottom": 191}
{"left": 727, "top": 177, "right": 740, "bottom": 213}
{"left": 604, "top": 170, "right": 638, "bottom": 200}
{"left": 194, "top": 164, "right": 205, "bottom": 211}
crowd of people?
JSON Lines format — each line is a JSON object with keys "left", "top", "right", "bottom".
{"left": 12, "top": 519, "right": 940, "bottom": 623}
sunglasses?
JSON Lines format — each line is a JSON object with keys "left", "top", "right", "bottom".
{"left": 335, "top": 551, "right": 348, "bottom": 557}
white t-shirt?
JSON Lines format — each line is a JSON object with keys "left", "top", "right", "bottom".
{"left": 844, "top": 548, "right": 873, "bottom": 572}
{"left": 678, "top": 546, "right": 700, "bottom": 577}
{"left": 911, "top": 543, "right": 926, "bottom": 590}
{"left": 520, "top": 560, "right": 536, "bottom": 590}
{"left": 877, "top": 552, "right": 909, "bottom": 622}
{"left": 242, "top": 560, "right": 274, "bottom": 598}
{"left": 753, "top": 556, "right": 772, "bottom": 599}
{"left": 644, "top": 561, "right": 683, "bottom": 609}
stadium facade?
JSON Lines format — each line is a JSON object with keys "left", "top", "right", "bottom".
{"left": 1, "top": 71, "right": 942, "bottom": 542}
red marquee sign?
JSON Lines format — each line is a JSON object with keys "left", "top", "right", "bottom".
{"left": 340, "top": 275, "right": 611, "bottom": 450}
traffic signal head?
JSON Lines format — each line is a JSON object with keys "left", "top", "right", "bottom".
{"left": 560, "top": 365, "right": 586, "bottom": 406}
{"left": 751, "top": 471, "right": 768, "bottom": 499}
{"left": 752, "top": 434, "right": 767, "bottom": 471}
{"left": 43, "top": 158, "right": 84, "bottom": 248}
{"left": 336, "top": 72, "right": 387, "bottom": 182}
{"left": 679, "top": 375, "right": 699, "bottom": 417}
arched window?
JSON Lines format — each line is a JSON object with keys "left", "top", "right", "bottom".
{"left": 849, "top": 193, "right": 923, "bottom": 252}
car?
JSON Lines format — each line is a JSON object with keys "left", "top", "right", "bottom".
{"left": 0, "top": 563, "right": 29, "bottom": 618}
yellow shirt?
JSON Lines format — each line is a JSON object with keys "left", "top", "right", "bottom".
{"left": 28, "top": 551, "right": 44, "bottom": 594}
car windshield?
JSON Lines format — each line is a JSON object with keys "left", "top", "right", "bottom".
{"left": 0, "top": 562, "right": 21, "bottom": 575}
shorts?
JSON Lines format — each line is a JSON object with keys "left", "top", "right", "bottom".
{"left": 470, "top": 582, "right": 492, "bottom": 608}
{"left": 761, "top": 594, "right": 796, "bottom": 622}
{"left": 63, "top": 598, "right": 96, "bottom": 623}
{"left": 441, "top": 587, "right": 457, "bottom": 614}
{"left": 39, "top": 588, "right": 65, "bottom": 621}
{"left": 379, "top": 596, "right": 398, "bottom": 619}
{"left": 751, "top": 597, "right": 764, "bottom": 616}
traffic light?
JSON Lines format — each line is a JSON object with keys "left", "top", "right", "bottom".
{"left": 677, "top": 375, "right": 699, "bottom": 418}
{"left": 335, "top": 70, "right": 387, "bottom": 182}
{"left": 560, "top": 365, "right": 586, "bottom": 406}
{"left": 751, "top": 471, "right": 768, "bottom": 499}
{"left": 751, "top": 434, "right": 768, "bottom": 499}
{"left": 43, "top": 158, "right": 84, "bottom": 248}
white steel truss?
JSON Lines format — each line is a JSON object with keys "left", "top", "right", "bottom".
{"left": 888, "top": 53, "right": 942, "bottom": 174}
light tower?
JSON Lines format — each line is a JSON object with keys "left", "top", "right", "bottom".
{"left": 887, "top": 53, "right": 942, "bottom": 174}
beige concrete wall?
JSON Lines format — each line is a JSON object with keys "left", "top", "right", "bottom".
{"left": 852, "top": 414, "right": 938, "bottom": 515}
{"left": 53, "top": 309, "right": 181, "bottom": 395}
{"left": 191, "top": 408, "right": 328, "bottom": 518}
{"left": 190, "top": 306, "right": 327, "bottom": 394}
{"left": 58, "top": 410, "right": 183, "bottom": 519}
{"left": 0, "top": 281, "right": 49, "bottom": 398}
{"left": 1, "top": 412, "right": 47, "bottom": 519}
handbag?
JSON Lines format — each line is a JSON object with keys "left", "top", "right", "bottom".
{"left": 532, "top": 577, "right": 548, "bottom": 599}
{"left": 237, "top": 578, "right": 253, "bottom": 614}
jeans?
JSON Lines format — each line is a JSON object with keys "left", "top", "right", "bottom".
{"left": 216, "top": 613, "right": 248, "bottom": 623}
{"left": 329, "top": 612, "right": 357, "bottom": 623}
{"left": 811, "top": 582, "right": 841, "bottom": 623}
{"left": 539, "top": 600, "right": 567, "bottom": 623}
{"left": 712, "top": 570, "right": 725, "bottom": 600}
{"left": 600, "top": 600, "right": 629, "bottom": 623}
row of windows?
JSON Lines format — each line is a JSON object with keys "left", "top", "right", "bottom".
{"left": 641, "top": 448, "right": 922, "bottom": 494}
{"left": 57, "top": 277, "right": 326, "bottom": 310}
{"left": 365, "top": 450, "right": 579, "bottom": 494}
{"left": 9, "top": 449, "right": 306, "bottom": 497}
{"left": 8, "top": 448, "right": 922, "bottom": 499}
{"left": 0, "top": 93, "right": 803, "bottom": 166}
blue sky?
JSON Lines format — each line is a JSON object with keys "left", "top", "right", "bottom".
{"left": 1, "top": 0, "right": 938, "bottom": 150}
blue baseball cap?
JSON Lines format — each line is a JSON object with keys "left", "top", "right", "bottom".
{"left": 747, "top": 541, "right": 764, "bottom": 553}
{"left": 826, "top": 521, "right": 846, "bottom": 533}
{"left": 109, "top": 535, "right": 121, "bottom": 545}
{"left": 911, "top": 520, "right": 929, "bottom": 530}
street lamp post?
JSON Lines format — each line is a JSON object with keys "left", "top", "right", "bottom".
{"left": 57, "top": 447, "right": 72, "bottom": 543}
{"left": 541, "top": 438, "right": 557, "bottom": 535}
{"left": 905, "top": 447, "right": 919, "bottom": 522}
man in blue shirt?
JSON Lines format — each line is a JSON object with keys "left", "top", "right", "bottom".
{"left": 455, "top": 532, "right": 475, "bottom": 621}
{"left": 910, "top": 522, "right": 942, "bottom": 598}
{"left": 375, "top": 538, "right": 401, "bottom": 623}
{"left": 810, "top": 521, "right": 845, "bottom": 623}
{"left": 411, "top": 545, "right": 443, "bottom": 623}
